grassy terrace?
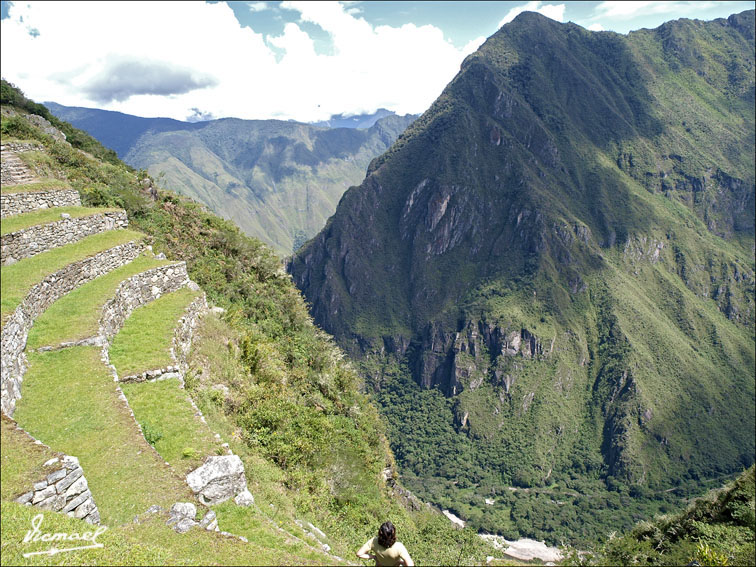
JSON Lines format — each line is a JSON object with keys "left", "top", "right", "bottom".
{"left": 0, "top": 416, "right": 62, "bottom": 502}
{"left": 109, "top": 287, "right": 200, "bottom": 378}
{"left": 121, "top": 380, "right": 221, "bottom": 475}
{"left": 0, "top": 178, "right": 70, "bottom": 194}
{"left": 3, "top": 411, "right": 335, "bottom": 564}
{"left": 13, "top": 347, "right": 191, "bottom": 526}
{"left": 1, "top": 206, "right": 120, "bottom": 235}
{"left": 0, "top": 501, "right": 338, "bottom": 566}
{"left": 26, "top": 253, "right": 174, "bottom": 349}
{"left": 0, "top": 228, "right": 144, "bottom": 324}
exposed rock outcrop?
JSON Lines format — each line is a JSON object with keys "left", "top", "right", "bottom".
{"left": 186, "top": 455, "right": 249, "bottom": 506}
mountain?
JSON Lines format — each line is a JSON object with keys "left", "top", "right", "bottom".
{"left": 311, "top": 108, "right": 397, "bottom": 129}
{"left": 44, "top": 102, "right": 202, "bottom": 158}
{"left": 1, "top": 81, "right": 494, "bottom": 565}
{"left": 578, "top": 465, "right": 755, "bottom": 565}
{"left": 289, "top": 10, "right": 756, "bottom": 544}
{"left": 46, "top": 102, "right": 416, "bottom": 255}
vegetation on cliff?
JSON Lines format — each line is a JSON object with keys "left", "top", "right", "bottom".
{"left": 289, "top": 11, "right": 756, "bottom": 545}
{"left": 565, "top": 466, "right": 755, "bottom": 565}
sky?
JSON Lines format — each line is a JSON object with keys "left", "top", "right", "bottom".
{"left": 1, "top": 1, "right": 752, "bottom": 123}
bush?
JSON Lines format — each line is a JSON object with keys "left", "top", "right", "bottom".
{"left": 142, "top": 422, "right": 163, "bottom": 446}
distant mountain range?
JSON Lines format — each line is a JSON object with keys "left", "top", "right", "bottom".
{"left": 46, "top": 102, "right": 416, "bottom": 254}
{"left": 310, "top": 108, "right": 397, "bottom": 129}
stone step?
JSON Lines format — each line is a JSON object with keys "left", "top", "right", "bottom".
{"left": 1, "top": 148, "right": 38, "bottom": 186}
{"left": 1, "top": 209, "right": 129, "bottom": 265}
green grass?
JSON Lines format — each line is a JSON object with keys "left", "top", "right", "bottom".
{"left": 0, "top": 501, "right": 339, "bottom": 566}
{"left": 0, "top": 229, "right": 144, "bottom": 325}
{"left": 0, "top": 416, "right": 62, "bottom": 502}
{"left": 120, "top": 379, "right": 221, "bottom": 475}
{"left": 26, "top": 254, "right": 174, "bottom": 350}
{"left": 109, "top": 287, "right": 201, "bottom": 378}
{"left": 12, "top": 347, "right": 192, "bottom": 526}
{"left": 1, "top": 206, "right": 119, "bottom": 235}
{"left": 0, "top": 178, "right": 70, "bottom": 194}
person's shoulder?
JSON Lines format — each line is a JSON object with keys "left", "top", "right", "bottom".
{"left": 395, "top": 541, "right": 409, "bottom": 552}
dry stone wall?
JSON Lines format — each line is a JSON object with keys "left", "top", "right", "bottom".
{"left": 1, "top": 188, "right": 81, "bottom": 218}
{"left": 2, "top": 142, "right": 42, "bottom": 153}
{"left": 1, "top": 240, "right": 145, "bottom": 416}
{"left": 173, "top": 291, "right": 208, "bottom": 374}
{"left": 99, "top": 263, "right": 190, "bottom": 343}
{"left": 119, "top": 288, "right": 207, "bottom": 383}
{"left": 11, "top": 422, "right": 100, "bottom": 524}
{"left": 2, "top": 210, "right": 129, "bottom": 264}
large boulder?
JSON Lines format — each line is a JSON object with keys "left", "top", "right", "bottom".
{"left": 186, "top": 455, "right": 247, "bottom": 505}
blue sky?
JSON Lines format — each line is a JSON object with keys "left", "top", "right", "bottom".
{"left": 1, "top": 1, "right": 752, "bottom": 122}
{"left": 225, "top": 1, "right": 754, "bottom": 48}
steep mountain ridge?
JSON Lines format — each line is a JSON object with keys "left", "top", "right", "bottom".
{"left": 46, "top": 102, "right": 416, "bottom": 254}
{"left": 290, "top": 11, "right": 755, "bottom": 542}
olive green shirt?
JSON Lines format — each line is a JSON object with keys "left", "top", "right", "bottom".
{"left": 366, "top": 537, "right": 412, "bottom": 566}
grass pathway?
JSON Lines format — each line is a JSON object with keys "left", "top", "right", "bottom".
{"left": 13, "top": 347, "right": 192, "bottom": 526}
{"left": 0, "top": 178, "right": 71, "bottom": 194}
{"left": 1, "top": 206, "right": 120, "bottom": 235}
{"left": 121, "top": 380, "right": 221, "bottom": 475}
{"left": 109, "top": 287, "right": 200, "bottom": 377}
{"left": 26, "top": 253, "right": 174, "bottom": 349}
{"left": 0, "top": 228, "right": 144, "bottom": 323}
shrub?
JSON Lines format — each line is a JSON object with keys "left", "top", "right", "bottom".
{"left": 142, "top": 422, "right": 163, "bottom": 446}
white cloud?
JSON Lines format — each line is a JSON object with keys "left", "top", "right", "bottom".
{"left": 583, "top": 1, "right": 727, "bottom": 31}
{"left": 499, "top": 1, "right": 566, "bottom": 27}
{"left": 587, "top": 23, "right": 605, "bottom": 31}
{"left": 247, "top": 2, "right": 269, "bottom": 13}
{"left": 462, "top": 36, "right": 488, "bottom": 55}
{"left": 0, "top": 1, "right": 476, "bottom": 122}
{"left": 592, "top": 1, "right": 718, "bottom": 19}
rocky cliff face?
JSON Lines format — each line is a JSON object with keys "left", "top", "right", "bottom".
{"left": 290, "top": 9, "right": 755, "bottom": 524}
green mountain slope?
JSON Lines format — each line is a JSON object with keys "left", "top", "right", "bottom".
{"left": 1, "top": 84, "right": 494, "bottom": 565}
{"left": 571, "top": 465, "right": 755, "bottom": 565}
{"left": 289, "top": 11, "right": 756, "bottom": 544}
{"left": 46, "top": 102, "right": 416, "bottom": 255}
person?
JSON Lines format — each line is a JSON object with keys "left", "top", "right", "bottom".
{"left": 356, "top": 521, "right": 414, "bottom": 566}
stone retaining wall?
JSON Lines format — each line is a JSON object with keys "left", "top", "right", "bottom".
{"left": 2, "top": 210, "right": 129, "bottom": 264}
{"left": 1, "top": 188, "right": 81, "bottom": 218}
{"left": 2, "top": 142, "right": 42, "bottom": 152}
{"left": 1, "top": 240, "right": 145, "bottom": 417}
{"left": 15, "top": 455, "right": 101, "bottom": 524}
{"left": 173, "top": 291, "right": 208, "bottom": 374}
{"left": 99, "top": 263, "right": 190, "bottom": 343}
{"left": 119, "top": 288, "right": 206, "bottom": 384}
{"left": 11, "top": 421, "right": 100, "bottom": 524}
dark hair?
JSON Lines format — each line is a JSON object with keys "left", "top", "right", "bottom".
{"left": 378, "top": 521, "right": 396, "bottom": 548}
